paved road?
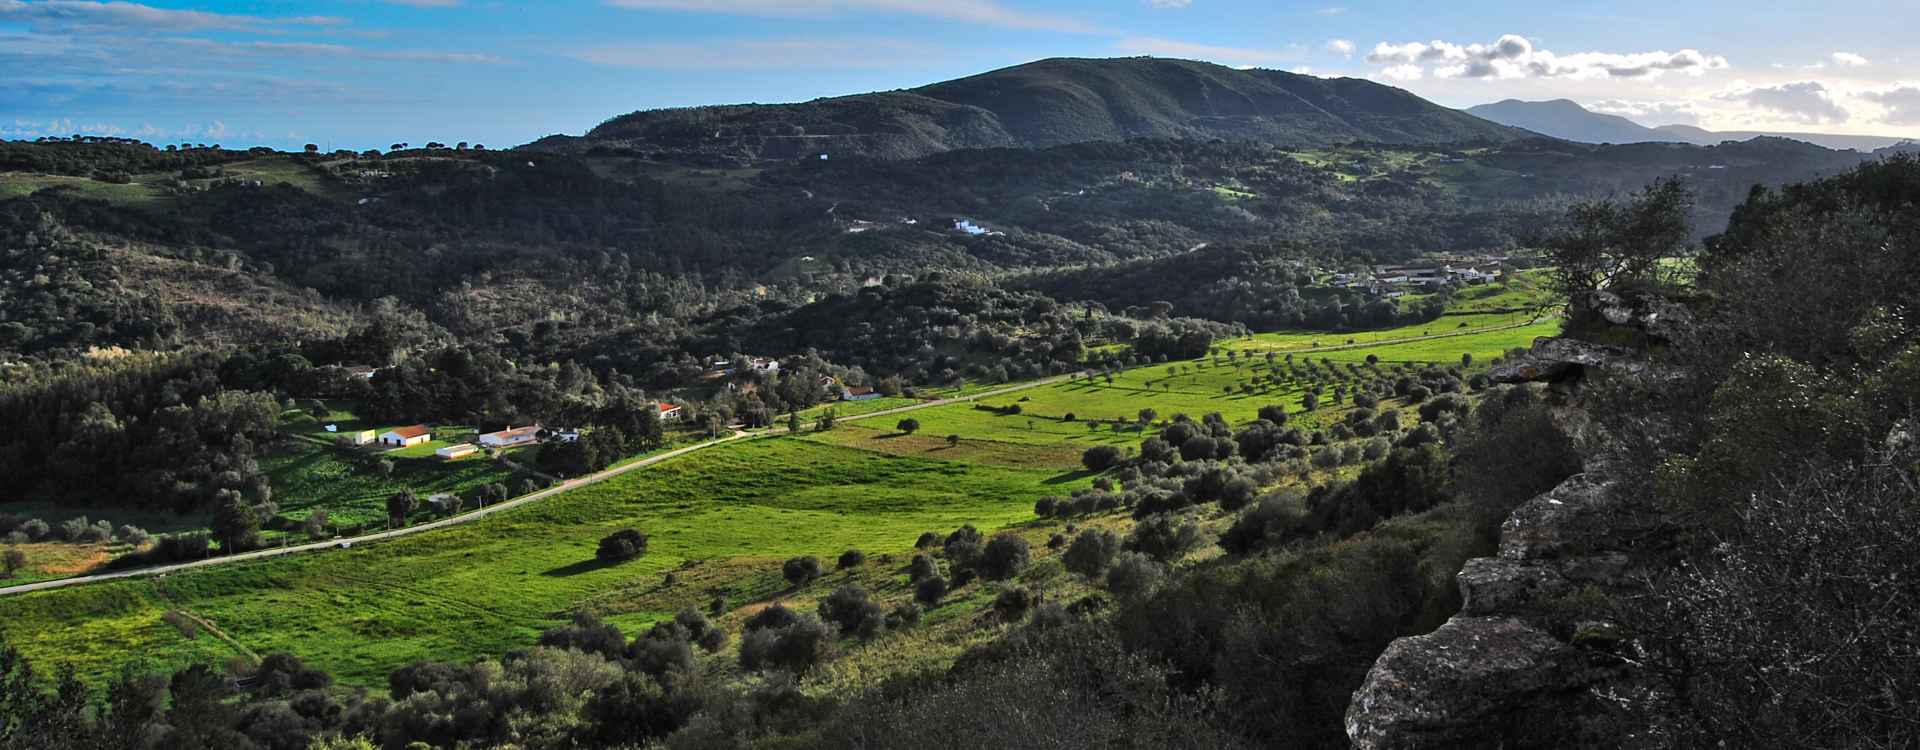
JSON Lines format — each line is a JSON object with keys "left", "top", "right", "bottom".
{"left": 0, "top": 376, "right": 1069, "bottom": 597}
{"left": 0, "top": 317, "right": 1543, "bottom": 598}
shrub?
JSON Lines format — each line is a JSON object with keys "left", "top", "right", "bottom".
{"left": 1125, "top": 516, "right": 1205, "bottom": 563}
{"left": 1105, "top": 552, "right": 1165, "bottom": 600}
{"left": 745, "top": 604, "right": 800, "bottom": 633}
{"left": 539, "top": 611, "right": 627, "bottom": 660}
{"left": 818, "top": 585, "right": 886, "bottom": 639}
{"left": 596, "top": 528, "right": 649, "bottom": 562}
{"left": 17, "top": 519, "right": 48, "bottom": 542}
{"left": 782, "top": 556, "right": 822, "bottom": 587}
{"left": 837, "top": 549, "right": 866, "bottom": 569}
{"left": 886, "top": 602, "right": 922, "bottom": 629}
{"left": 1082, "top": 446, "right": 1123, "bottom": 472}
{"left": 977, "top": 534, "right": 1031, "bottom": 580}
{"left": 1034, "top": 496, "right": 1060, "bottom": 517}
{"left": 1047, "top": 533, "right": 1068, "bottom": 549}
{"left": 908, "top": 553, "right": 939, "bottom": 582}
{"left": 914, "top": 575, "right": 948, "bottom": 605}
{"left": 1063, "top": 529, "right": 1122, "bottom": 579}
{"left": 914, "top": 532, "right": 939, "bottom": 549}
{"left": 738, "top": 614, "right": 834, "bottom": 673}
{"left": 993, "top": 586, "right": 1037, "bottom": 622}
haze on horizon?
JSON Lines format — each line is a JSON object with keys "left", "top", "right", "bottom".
{"left": 2, "top": 0, "right": 1916, "bottom": 150}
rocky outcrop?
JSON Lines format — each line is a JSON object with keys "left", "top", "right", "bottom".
{"left": 1348, "top": 325, "right": 1686, "bottom": 748}
{"left": 1575, "top": 289, "right": 1692, "bottom": 345}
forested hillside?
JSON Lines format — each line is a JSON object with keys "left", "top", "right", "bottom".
{"left": 550, "top": 57, "right": 1524, "bottom": 160}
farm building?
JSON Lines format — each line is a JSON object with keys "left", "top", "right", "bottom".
{"left": 842, "top": 386, "right": 881, "bottom": 402}
{"left": 338, "top": 429, "right": 378, "bottom": 446}
{"left": 380, "top": 425, "right": 432, "bottom": 447}
{"left": 478, "top": 425, "right": 541, "bottom": 449}
{"left": 656, "top": 403, "right": 684, "bottom": 422}
{"left": 435, "top": 443, "right": 479, "bottom": 460}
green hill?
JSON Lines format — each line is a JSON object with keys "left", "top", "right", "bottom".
{"left": 547, "top": 57, "right": 1527, "bottom": 160}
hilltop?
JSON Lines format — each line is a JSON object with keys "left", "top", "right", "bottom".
{"left": 535, "top": 57, "right": 1527, "bottom": 160}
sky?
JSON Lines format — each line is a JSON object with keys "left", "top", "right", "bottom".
{"left": 3, "top": 0, "right": 1918, "bottom": 150}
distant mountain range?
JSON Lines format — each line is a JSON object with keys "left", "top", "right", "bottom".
{"left": 532, "top": 57, "right": 1527, "bottom": 159}
{"left": 1466, "top": 99, "right": 1913, "bottom": 151}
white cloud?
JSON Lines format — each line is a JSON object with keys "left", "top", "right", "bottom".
{"left": 1586, "top": 98, "right": 1702, "bottom": 127}
{"left": 1146, "top": 0, "right": 1191, "bottom": 7}
{"left": 1715, "top": 81, "right": 1850, "bottom": 124}
{"left": 167, "top": 38, "right": 506, "bottom": 64}
{"left": 1831, "top": 52, "right": 1869, "bottom": 67}
{"left": 1862, "top": 85, "right": 1920, "bottom": 125}
{"left": 0, "top": 0, "right": 342, "bottom": 33}
{"left": 382, "top": 0, "right": 461, "bottom": 6}
{"left": 1316, "top": 6, "right": 1345, "bottom": 15}
{"left": 1367, "top": 34, "right": 1727, "bottom": 81}
{"left": 1114, "top": 36, "right": 1306, "bottom": 67}
{"left": 1325, "top": 39, "right": 1353, "bottom": 58}
{"left": 576, "top": 37, "right": 933, "bottom": 70}
{"left": 603, "top": 0, "right": 1099, "bottom": 33}
{"left": 1378, "top": 64, "right": 1422, "bottom": 81}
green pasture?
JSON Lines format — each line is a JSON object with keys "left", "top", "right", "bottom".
{"left": 0, "top": 438, "right": 1087, "bottom": 687}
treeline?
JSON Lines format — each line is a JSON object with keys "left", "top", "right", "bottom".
{"left": 0, "top": 139, "right": 253, "bottom": 178}
{"left": 0, "top": 353, "right": 278, "bottom": 514}
{"left": 1010, "top": 241, "right": 1450, "bottom": 329}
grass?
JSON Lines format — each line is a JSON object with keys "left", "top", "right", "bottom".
{"left": 260, "top": 441, "right": 522, "bottom": 532}
{"left": 0, "top": 173, "right": 172, "bottom": 207}
{"left": 0, "top": 438, "right": 1088, "bottom": 687}
{"left": 0, "top": 299, "right": 1562, "bottom": 691}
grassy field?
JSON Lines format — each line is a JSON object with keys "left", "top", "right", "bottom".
{"left": 0, "top": 438, "right": 1088, "bottom": 687}
{"left": 0, "top": 173, "right": 172, "bottom": 207}
{"left": 260, "top": 441, "right": 522, "bottom": 532}
{"left": 0, "top": 307, "right": 1564, "bottom": 692}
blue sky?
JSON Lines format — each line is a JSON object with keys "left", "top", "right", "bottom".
{"left": 3, "top": 0, "right": 1917, "bottom": 149}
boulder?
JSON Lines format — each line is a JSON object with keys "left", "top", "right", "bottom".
{"left": 1491, "top": 337, "right": 1640, "bottom": 385}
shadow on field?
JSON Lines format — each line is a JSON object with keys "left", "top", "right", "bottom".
{"left": 541, "top": 557, "right": 622, "bottom": 577}
{"left": 1044, "top": 469, "right": 1097, "bottom": 485}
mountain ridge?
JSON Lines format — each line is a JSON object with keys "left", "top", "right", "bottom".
{"left": 531, "top": 57, "right": 1529, "bottom": 159}
{"left": 1467, "top": 98, "right": 1913, "bottom": 151}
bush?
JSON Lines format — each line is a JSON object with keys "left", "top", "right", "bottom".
{"left": 993, "top": 586, "right": 1037, "bottom": 621}
{"left": 783, "top": 556, "right": 823, "bottom": 587}
{"left": 837, "top": 549, "right": 866, "bottom": 569}
{"left": 17, "top": 519, "right": 48, "bottom": 542}
{"left": 914, "top": 575, "right": 948, "bottom": 605}
{"left": 1063, "top": 529, "right": 1122, "bottom": 579}
{"left": 978, "top": 534, "right": 1031, "bottom": 580}
{"left": 914, "top": 532, "right": 939, "bottom": 549}
{"left": 908, "top": 553, "right": 939, "bottom": 582}
{"left": 746, "top": 604, "right": 801, "bottom": 633}
{"left": 596, "top": 528, "right": 649, "bottom": 562}
{"left": 1034, "top": 496, "right": 1059, "bottom": 517}
{"left": 1105, "top": 552, "right": 1165, "bottom": 600}
{"left": 818, "top": 585, "right": 886, "bottom": 639}
{"left": 886, "top": 602, "right": 922, "bottom": 629}
{"left": 1082, "top": 446, "right": 1123, "bottom": 472}
{"left": 1125, "top": 516, "right": 1205, "bottom": 563}
{"left": 738, "top": 614, "right": 834, "bottom": 673}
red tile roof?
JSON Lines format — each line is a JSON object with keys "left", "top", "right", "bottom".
{"left": 387, "top": 425, "right": 430, "bottom": 439}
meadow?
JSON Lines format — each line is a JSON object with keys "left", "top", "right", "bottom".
{"left": 0, "top": 438, "right": 1088, "bottom": 687}
{"left": 0, "top": 311, "right": 1560, "bottom": 691}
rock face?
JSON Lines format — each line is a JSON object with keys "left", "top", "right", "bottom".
{"left": 1347, "top": 330, "right": 1685, "bottom": 748}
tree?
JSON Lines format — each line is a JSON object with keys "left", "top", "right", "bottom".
{"left": 946, "top": 434, "right": 961, "bottom": 447}
{"left": 1126, "top": 516, "right": 1205, "bottom": 562}
{"left": 1, "top": 548, "right": 24, "bottom": 578}
{"left": 385, "top": 490, "right": 418, "bottom": 527}
{"left": 977, "top": 534, "right": 1031, "bottom": 580}
{"left": 1082, "top": 445, "right": 1123, "bottom": 472}
{"left": 1063, "top": 529, "right": 1121, "bottom": 579}
{"left": 837, "top": 549, "right": 865, "bottom": 569}
{"left": 783, "top": 556, "right": 822, "bottom": 587}
{"left": 212, "top": 491, "right": 261, "bottom": 552}
{"left": 1105, "top": 552, "right": 1164, "bottom": 600}
{"left": 1138, "top": 408, "right": 1158, "bottom": 424}
{"left": 896, "top": 418, "right": 920, "bottom": 435}
{"left": 1546, "top": 176, "right": 1693, "bottom": 301}
{"left": 303, "top": 143, "right": 318, "bottom": 154}
{"left": 597, "top": 528, "right": 649, "bottom": 562}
